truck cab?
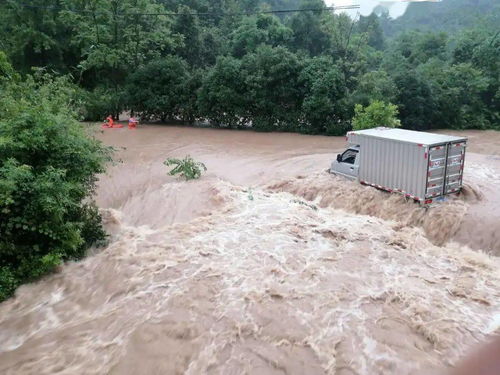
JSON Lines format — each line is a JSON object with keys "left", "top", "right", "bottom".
{"left": 330, "top": 145, "right": 360, "bottom": 180}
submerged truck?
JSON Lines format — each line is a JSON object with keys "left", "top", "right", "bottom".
{"left": 330, "top": 127, "right": 467, "bottom": 204}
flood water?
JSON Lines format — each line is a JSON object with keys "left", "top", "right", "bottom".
{"left": 1, "top": 125, "right": 499, "bottom": 375}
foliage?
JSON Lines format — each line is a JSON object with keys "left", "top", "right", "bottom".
{"left": 80, "top": 86, "right": 120, "bottom": 121}
{"left": 230, "top": 14, "right": 292, "bottom": 58}
{"left": 198, "top": 56, "right": 248, "bottom": 128}
{"left": 379, "top": 0, "right": 499, "bottom": 37}
{"left": 126, "top": 56, "right": 194, "bottom": 121}
{"left": 356, "top": 14, "right": 384, "bottom": 50}
{"left": 350, "top": 71, "right": 397, "bottom": 107}
{"left": 287, "top": 0, "right": 331, "bottom": 56}
{"left": 300, "top": 56, "right": 349, "bottom": 134}
{"left": 0, "top": 0, "right": 498, "bottom": 133}
{"left": 418, "top": 60, "right": 490, "bottom": 129}
{"left": 242, "top": 45, "right": 304, "bottom": 131}
{"left": 0, "top": 58, "right": 112, "bottom": 301}
{"left": 164, "top": 155, "right": 207, "bottom": 180}
{"left": 352, "top": 101, "right": 401, "bottom": 131}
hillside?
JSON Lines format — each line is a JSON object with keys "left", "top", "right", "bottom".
{"left": 379, "top": 0, "right": 500, "bottom": 37}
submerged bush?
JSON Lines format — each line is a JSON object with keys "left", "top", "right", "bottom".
{"left": 164, "top": 155, "right": 207, "bottom": 180}
{"left": 0, "top": 56, "right": 112, "bottom": 301}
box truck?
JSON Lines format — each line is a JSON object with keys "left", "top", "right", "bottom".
{"left": 330, "top": 127, "right": 467, "bottom": 204}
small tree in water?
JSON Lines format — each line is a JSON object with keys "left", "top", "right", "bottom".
{"left": 352, "top": 100, "right": 401, "bottom": 130}
{"left": 164, "top": 155, "right": 207, "bottom": 180}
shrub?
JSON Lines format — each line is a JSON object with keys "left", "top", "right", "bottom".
{"left": 81, "top": 86, "right": 123, "bottom": 121}
{"left": 352, "top": 100, "right": 401, "bottom": 130}
{"left": 126, "top": 56, "right": 195, "bottom": 122}
{"left": 0, "top": 59, "right": 112, "bottom": 301}
{"left": 164, "top": 155, "right": 207, "bottom": 180}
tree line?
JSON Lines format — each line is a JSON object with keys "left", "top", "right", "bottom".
{"left": 0, "top": 0, "right": 498, "bottom": 133}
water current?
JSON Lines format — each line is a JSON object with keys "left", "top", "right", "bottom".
{"left": 1, "top": 125, "right": 499, "bottom": 375}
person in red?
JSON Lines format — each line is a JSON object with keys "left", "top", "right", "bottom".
{"left": 101, "top": 115, "right": 114, "bottom": 129}
{"left": 128, "top": 116, "right": 138, "bottom": 129}
{"left": 106, "top": 115, "right": 114, "bottom": 128}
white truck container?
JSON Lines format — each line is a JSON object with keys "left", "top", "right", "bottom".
{"left": 330, "top": 127, "right": 467, "bottom": 204}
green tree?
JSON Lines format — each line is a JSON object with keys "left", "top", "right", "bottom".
{"left": 350, "top": 70, "right": 397, "bottom": 107}
{"left": 242, "top": 45, "right": 304, "bottom": 131}
{"left": 198, "top": 56, "right": 248, "bottom": 128}
{"left": 300, "top": 56, "right": 349, "bottom": 134}
{"left": 287, "top": 0, "right": 331, "bottom": 56}
{"left": 389, "top": 31, "right": 448, "bottom": 66}
{"left": 230, "top": 14, "right": 292, "bottom": 57}
{"left": 172, "top": 5, "right": 202, "bottom": 65}
{"left": 352, "top": 100, "right": 401, "bottom": 130}
{"left": 164, "top": 155, "right": 207, "bottom": 180}
{"left": 0, "top": 59, "right": 112, "bottom": 301}
{"left": 470, "top": 31, "right": 500, "bottom": 126}
{"left": 322, "top": 12, "right": 372, "bottom": 89}
{"left": 0, "top": 51, "right": 15, "bottom": 80}
{"left": 419, "top": 60, "right": 490, "bottom": 129}
{"left": 356, "top": 14, "right": 385, "bottom": 50}
{"left": 0, "top": 0, "right": 78, "bottom": 73}
{"left": 392, "top": 70, "right": 435, "bottom": 130}
{"left": 60, "top": 0, "right": 179, "bottom": 117}
{"left": 126, "top": 56, "right": 195, "bottom": 121}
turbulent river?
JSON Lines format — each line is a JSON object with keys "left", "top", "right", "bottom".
{"left": 1, "top": 126, "right": 499, "bottom": 375}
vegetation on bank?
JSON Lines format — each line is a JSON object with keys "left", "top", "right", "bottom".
{"left": 0, "top": 53, "right": 112, "bottom": 301}
{"left": 352, "top": 101, "right": 400, "bottom": 131}
{"left": 0, "top": 0, "right": 498, "bottom": 133}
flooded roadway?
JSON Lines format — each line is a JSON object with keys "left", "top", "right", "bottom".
{"left": 0, "top": 125, "right": 499, "bottom": 375}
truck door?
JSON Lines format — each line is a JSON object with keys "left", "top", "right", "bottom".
{"left": 444, "top": 141, "right": 466, "bottom": 194}
{"left": 426, "top": 142, "right": 466, "bottom": 198}
{"left": 334, "top": 148, "right": 359, "bottom": 179}
{"left": 427, "top": 145, "right": 447, "bottom": 198}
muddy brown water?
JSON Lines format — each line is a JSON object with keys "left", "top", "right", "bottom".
{"left": 1, "top": 125, "right": 499, "bottom": 375}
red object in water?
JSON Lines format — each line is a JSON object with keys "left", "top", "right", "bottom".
{"left": 101, "top": 116, "right": 124, "bottom": 129}
{"left": 128, "top": 117, "right": 138, "bottom": 129}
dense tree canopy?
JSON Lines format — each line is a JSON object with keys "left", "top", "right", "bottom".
{"left": 0, "top": 54, "right": 111, "bottom": 300}
{"left": 0, "top": 0, "right": 498, "bottom": 132}
{"left": 352, "top": 100, "right": 400, "bottom": 131}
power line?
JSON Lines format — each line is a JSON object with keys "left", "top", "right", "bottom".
{"left": 15, "top": 2, "right": 360, "bottom": 17}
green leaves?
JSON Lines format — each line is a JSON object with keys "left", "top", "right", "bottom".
{"left": 300, "top": 56, "right": 348, "bottom": 134}
{"left": 241, "top": 45, "right": 304, "bottom": 131}
{"left": 0, "top": 63, "right": 111, "bottom": 301}
{"left": 126, "top": 56, "right": 194, "bottom": 121}
{"left": 0, "top": 0, "right": 498, "bottom": 135}
{"left": 198, "top": 56, "right": 247, "bottom": 128}
{"left": 352, "top": 101, "right": 401, "bottom": 131}
{"left": 230, "top": 14, "right": 292, "bottom": 58}
{"left": 164, "top": 155, "right": 207, "bottom": 181}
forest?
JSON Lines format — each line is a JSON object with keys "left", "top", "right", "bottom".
{"left": 0, "top": 0, "right": 498, "bottom": 134}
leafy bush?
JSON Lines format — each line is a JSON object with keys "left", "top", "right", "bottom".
{"left": 352, "top": 100, "right": 401, "bottom": 131}
{"left": 0, "top": 58, "right": 112, "bottom": 301}
{"left": 300, "top": 56, "right": 349, "bottom": 134}
{"left": 126, "top": 57, "right": 195, "bottom": 122}
{"left": 164, "top": 155, "right": 207, "bottom": 180}
{"left": 198, "top": 56, "right": 249, "bottom": 128}
{"left": 81, "top": 86, "right": 123, "bottom": 121}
